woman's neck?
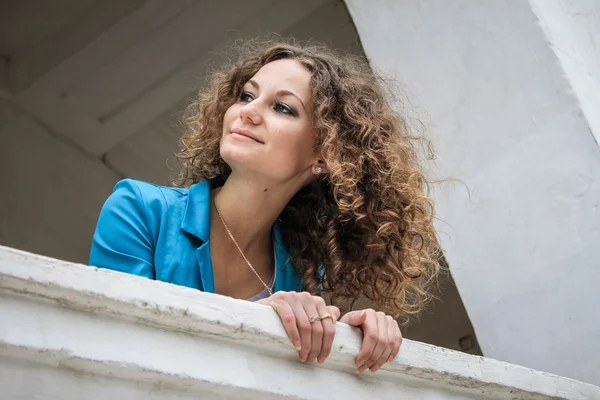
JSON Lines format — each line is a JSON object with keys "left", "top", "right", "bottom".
{"left": 212, "top": 172, "right": 295, "bottom": 252}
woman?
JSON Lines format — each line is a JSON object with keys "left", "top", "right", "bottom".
{"left": 90, "top": 39, "right": 440, "bottom": 374}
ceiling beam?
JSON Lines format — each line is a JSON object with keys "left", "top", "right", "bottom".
{"left": 100, "top": 0, "right": 329, "bottom": 154}
{"left": 7, "top": 0, "right": 146, "bottom": 94}
{"left": 13, "top": 0, "right": 329, "bottom": 157}
{"left": 0, "top": 57, "right": 9, "bottom": 97}
{"left": 16, "top": 0, "right": 196, "bottom": 98}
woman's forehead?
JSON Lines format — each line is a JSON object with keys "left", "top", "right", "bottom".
{"left": 250, "top": 59, "right": 312, "bottom": 95}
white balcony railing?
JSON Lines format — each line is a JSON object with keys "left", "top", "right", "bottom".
{"left": 1, "top": 245, "right": 598, "bottom": 399}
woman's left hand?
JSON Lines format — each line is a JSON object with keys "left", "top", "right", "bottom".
{"left": 340, "top": 309, "right": 402, "bottom": 373}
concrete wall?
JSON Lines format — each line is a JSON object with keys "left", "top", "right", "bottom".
{"left": 0, "top": 100, "right": 119, "bottom": 262}
{"left": 3, "top": 246, "right": 598, "bottom": 400}
{"left": 345, "top": 0, "right": 600, "bottom": 386}
{"left": 529, "top": 0, "right": 600, "bottom": 146}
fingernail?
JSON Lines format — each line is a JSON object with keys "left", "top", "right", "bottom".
{"left": 369, "top": 369, "right": 376, "bottom": 374}
{"left": 355, "top": 369, "right": 361, "bottom": 374}
{"left": 295, "top": 345, "right": 301, "bottom": 351}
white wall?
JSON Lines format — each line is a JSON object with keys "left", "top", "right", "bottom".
{"left": 345, "top": 0, "right": 600, "bottom": 386}
{"left": 529, "top": 0, "right": 600, "bottom": 146}
{"left": 3, "top": 246, "right": 598, "bottom": 400}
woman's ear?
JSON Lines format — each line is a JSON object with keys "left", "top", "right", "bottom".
{"left": 313, "top": 160, "right": 329, "bottom": 175}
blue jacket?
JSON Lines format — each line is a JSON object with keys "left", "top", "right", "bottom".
{"left": 89, "top": 179, "right": 303, "bottom": 293}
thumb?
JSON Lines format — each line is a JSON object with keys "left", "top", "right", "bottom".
{"left": 339, "top": 310, "right": 367, "bottom": 326}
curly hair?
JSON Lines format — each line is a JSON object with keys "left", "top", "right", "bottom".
{"left": 177, "top": 38, "right": 441, "bottom": 319}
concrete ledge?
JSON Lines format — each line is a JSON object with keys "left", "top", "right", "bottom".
{"left": 1, "top": 245, "right": 598, "bottom": 399}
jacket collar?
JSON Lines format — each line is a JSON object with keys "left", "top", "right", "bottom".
{"left": 181, "top": 180, "right": 211, "bottom": 242}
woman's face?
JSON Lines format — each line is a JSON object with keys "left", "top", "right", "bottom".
{"left": 221, "top": 59, "right": 319, "bottom": 186}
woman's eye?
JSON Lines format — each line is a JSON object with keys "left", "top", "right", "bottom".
{"left": 274, "top": 102, "right": 295, "bottom": 116}
{"left": 240, "top": 91, "right": 254, "bottom": 102}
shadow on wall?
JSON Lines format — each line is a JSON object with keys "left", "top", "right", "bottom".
{"left": 403, "top": 263, "right": 482, "bottom": 356}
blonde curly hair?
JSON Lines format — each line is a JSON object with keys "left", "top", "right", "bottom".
{"left": 177, "top": 38, "right": 442, "bottom": 319}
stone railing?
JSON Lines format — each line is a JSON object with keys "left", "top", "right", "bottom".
{"left": 1, "top": 245, "right": 598, "bottom": 399}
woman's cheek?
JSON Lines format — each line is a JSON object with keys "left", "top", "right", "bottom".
{"left": 222, "top": 107, "right": 236, "bottom": 131}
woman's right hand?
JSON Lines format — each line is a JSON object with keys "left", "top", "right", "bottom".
{"left": 258, "top": 291, "right": 340, "bottom": 364}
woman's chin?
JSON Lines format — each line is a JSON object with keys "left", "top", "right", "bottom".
{"left": 220, "top": 147, "right": 261, "bottom": 171}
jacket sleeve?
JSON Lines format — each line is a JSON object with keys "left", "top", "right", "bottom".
{"left": 89, "top": 179, "right": 156, "bottom": 279}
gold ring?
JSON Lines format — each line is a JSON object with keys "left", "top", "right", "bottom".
{"left": 319, "top": 313, "right": 333, "bottom": 321}
{"left": 309, "top": 313, "right": 333, "bottom": 323}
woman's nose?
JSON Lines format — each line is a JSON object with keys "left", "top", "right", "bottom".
{"left": 239, "top": 102, "right": 262, "bottom": 125}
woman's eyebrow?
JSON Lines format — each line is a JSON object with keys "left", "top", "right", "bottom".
{"left": 277, "top": 89, "right": 306, "bottom": 111}
{"left": 248, "top": 79, "right": 260, "bottom": 90}
{"left": 247, "top": 79, "right": 306, "bottom": 111}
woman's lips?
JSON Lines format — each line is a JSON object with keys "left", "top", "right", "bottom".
{"left": 231, "top": 128, "right": 264, "bottom": 144}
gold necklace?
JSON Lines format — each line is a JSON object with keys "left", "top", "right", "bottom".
{"left": 212, "top": 191, "right": 275, "bottom": 296}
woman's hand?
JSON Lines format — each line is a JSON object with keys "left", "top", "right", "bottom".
{"left": 340, "top": 309, "right": 402, "bottom": 373}
{"left": 258, "top": 291, "right": 340, "bottom": 364}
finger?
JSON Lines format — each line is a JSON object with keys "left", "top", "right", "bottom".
{"left": 316, "top": 304, "right": 338, "bottom": 364}
{"left": 340, "top": 309, "right": 367, "bottom": 326}
{"left": 361, "top": 312, "right": 388, "bottom": 373}
{"left": 326, "top": 305, "right": 341, "bottom": 325}
{"left": 354, "top": 310, "right": 378, "bottom": 371}
{"left": 302, "top": 297, "right": 323, "bottom": 364}
{"left": 290, "top": 295, "right": 312, "bottom": 362}
{"left": 388, "top": 320, "right": 402, "bottom": 363}
{"left": 371, "top": 316, "right": 396, "bottom": 373}
{"left": 270, "top": 300, "right": 301, "bottom": 350}
{"left": 255, "top": 297, "right": 271, "bottom": 305}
